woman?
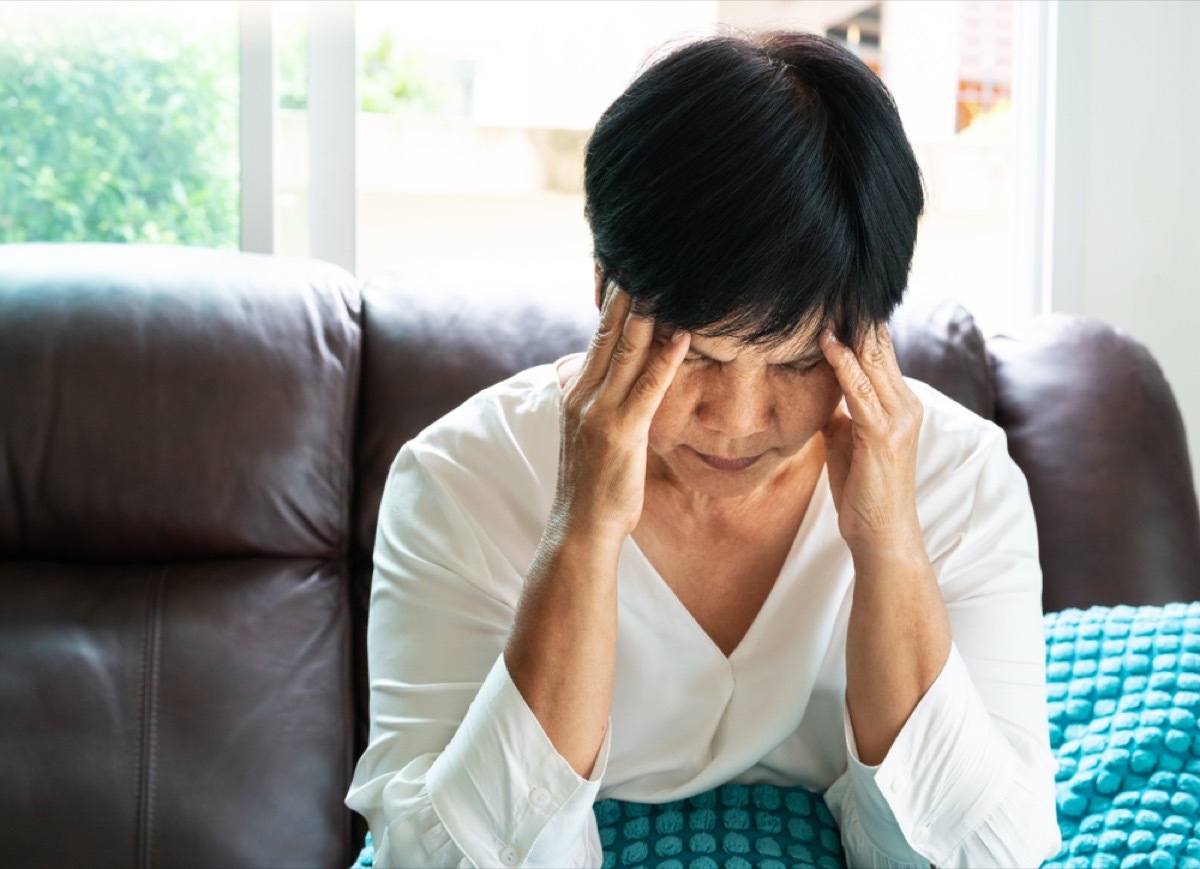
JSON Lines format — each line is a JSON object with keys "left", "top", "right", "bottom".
{"left": 347, "top": 31, "right": 1060, "bottom": 868}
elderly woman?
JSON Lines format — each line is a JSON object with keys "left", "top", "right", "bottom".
{"left": 346, "top": 31, "right": 1061, "bottom": 869}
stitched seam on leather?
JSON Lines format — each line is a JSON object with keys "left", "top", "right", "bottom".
{"left": 137, "top": 573, "right": 165, "bottom": 868}
{"left": 135, "top": 584, "right": 148, "bottom": 867}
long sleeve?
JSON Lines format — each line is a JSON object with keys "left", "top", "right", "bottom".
{"left": 346, "top": 445, "right": 608, "bottom": 868}
{"left": 824, "top": 429, "right": 1061, "bottom": 868}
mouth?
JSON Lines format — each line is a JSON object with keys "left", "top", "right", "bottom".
{"left": 694, "top": 450, "right": 764, "bottom": 472}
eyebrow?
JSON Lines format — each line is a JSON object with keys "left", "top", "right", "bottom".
{"left": 780, "top": 349, "right": 826, "bottom": 365}
{"left": 686, "top": 345, "right": 825, "bottom": 366}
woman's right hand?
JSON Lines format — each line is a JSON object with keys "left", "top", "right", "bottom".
{"left": 551, "top": 286, "right": 691, "bottom": 548}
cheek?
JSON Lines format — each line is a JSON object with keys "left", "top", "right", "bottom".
{"left": 815, "top": 370, "right": 844, "bottom": 414}
{"left": 647, "top": 372, "right": 698, "bottom": 446}
{"left": 778, "top": 372, "right": 843, "bottom": 436}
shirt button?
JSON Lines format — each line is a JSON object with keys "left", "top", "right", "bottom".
{"left": 887, "top": 775, "right": 906, "bottom": 796}
{"left": 498, "top": 844, "right": 521, "bottom": 867}
{"left": 530, "top": 786, "right": 551, "bottom": 809}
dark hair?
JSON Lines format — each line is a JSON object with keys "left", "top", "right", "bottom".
{"left": 583, "top": 30, "right": 924, "bottom": 347}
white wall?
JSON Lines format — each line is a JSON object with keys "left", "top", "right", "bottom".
{"left": 882, "top": 0, "right": 960, "bottom": 144}
{"left": 1051, "top": 0, "right": 1200, "bottom": 496}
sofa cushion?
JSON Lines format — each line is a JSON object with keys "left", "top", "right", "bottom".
{"left": 0, "top": 244, "right": 361, "bottom": 867}
{"left": 0, "top": 559, "right": 351, "bottom": 867}
{"left": 0, "top": 244, "right": 361, "bottom": 560}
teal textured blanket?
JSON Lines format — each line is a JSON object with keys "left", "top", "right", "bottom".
{"left": 352, "top": 604, "right": 1200, "bottom": 868}
{"left": 1045, "top": 603, "right": 1200, "bottom": 868}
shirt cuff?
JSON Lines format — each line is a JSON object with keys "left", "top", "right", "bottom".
{"left": 426, "top": 653, "right": 608, "bottom": 868}
{"left": 841, "top": 643, "right": 1018, "bottom": 865}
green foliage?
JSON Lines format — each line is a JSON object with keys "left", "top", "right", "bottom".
{"left": 0, "top": 3, "right": 463, "bottom": 248}
{"left": 0, "top": 4, "right": 239, "bottom": 247}
{"left": 360, "top": 30, "right": 465, "bottom": 116}
{"left": 278, "top": 24, "right": 466, "bottom": 117}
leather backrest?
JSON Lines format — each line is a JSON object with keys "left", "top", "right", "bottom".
{"left": 888, "top": 297, "right": 994, "bottom": 420}
{"left": 0, "top": 245, "right": 359, "bottom": 560}
{"left": 0, "top": 244, "right": 360, "bottom": 867}
{"left": 989, "top": 314, "right": 1200, "bottom": 611}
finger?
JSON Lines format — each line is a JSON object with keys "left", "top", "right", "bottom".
{"left": 576, "top": 286, "right": 631, "bottom": 390}
{"left": 627, "top": 329, "right": 690, "bottom": 417}
{"left": 854, "top": 325, "right": 904, "bottom": 404}
{"left": 857, "top": 325, "right": 928, "bottom": 427}
{"left": 820, "top": 329, "right": 883, "bottom": 429}
{"left": 601, "top": 306, "right": 658, "bottom": 399}
{"left": 820, "top": 401, "right": 853, "bottom": 512}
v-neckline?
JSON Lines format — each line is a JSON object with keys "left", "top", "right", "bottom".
{"left": 624, "top": 461, "right": 830, "bottom": 663}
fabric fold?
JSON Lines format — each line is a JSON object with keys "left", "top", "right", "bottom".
{"left": 426, "top": 654, "right": 607, "bottom": 868}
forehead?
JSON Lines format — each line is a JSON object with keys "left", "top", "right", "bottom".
{"left": 690, "top": 324, "right": 825, "bottom": 361}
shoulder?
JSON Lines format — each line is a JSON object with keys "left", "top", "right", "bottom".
{"left": 906, "top": 378, "right": 1035, "bottom": 564}
{"left": 406, "top": 362, "right": 561, "bottom": 477}
{"left": 382, "top": 361, "right": 562, "bottom": 542}
{"left": 373, "top": 362, "right": 565, "bottom": 600}
{"left": 907, "top": 377, "right": 1015, "bottom": 492}
{"left": 399, "top": 361, "right": 563, "bottom": 501}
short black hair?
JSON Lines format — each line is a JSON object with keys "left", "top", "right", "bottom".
{"left": 583, "top": 30, "right": 924, "bottom": 348}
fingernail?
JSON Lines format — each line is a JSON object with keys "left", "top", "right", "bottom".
{"left": 822, "top": 328, "right": 839, "bottom": 346}
{"left": 671, "top": 330, "right": 687, "bottom": 344}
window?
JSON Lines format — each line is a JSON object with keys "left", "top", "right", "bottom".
{"left": 274, "top": 0, "right": 309, "bottom": 260}
{"left": 7, "top": 0, "right": 1028, "bottom": 335}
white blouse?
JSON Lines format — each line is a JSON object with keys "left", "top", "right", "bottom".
{"left": 346, "top": 357, "right": 1062, "bottom": 868}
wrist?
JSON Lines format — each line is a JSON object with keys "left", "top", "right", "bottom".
{"left": 550, "top": 497, "right": 632, "bottom": 546}
{"left": 849, "top": 534, "right": 929, "bottom": 579}
{"left": 845, "top": 508, "right": 923, "bottom": 560}
{"left": 541, "top": 510, "right": 626, "bottom": 570}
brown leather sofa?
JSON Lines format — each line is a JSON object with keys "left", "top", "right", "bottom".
{"left": 2, "top": 244, "right": 1199, "bottom": 868}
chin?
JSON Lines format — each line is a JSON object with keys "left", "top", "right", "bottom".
{"left": 684, "top": 473, "right": 770, "bottom": 500}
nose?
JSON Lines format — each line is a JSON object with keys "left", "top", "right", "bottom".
{"left": 695, "top": 373, "right": 773, "bottom": 440}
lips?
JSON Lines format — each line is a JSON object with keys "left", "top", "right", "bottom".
{"left": 695, "top": 450, "right": 763, "bottom": 471}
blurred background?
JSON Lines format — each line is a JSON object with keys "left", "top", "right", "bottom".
{"left": 0, "top": 0, "right": 1022, "bottom": 326}
{"left": 2, "top": 0, "right": 1198, "bottom": 491}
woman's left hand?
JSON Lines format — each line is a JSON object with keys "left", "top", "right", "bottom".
{"left": 819, "top": 325, "right": 925, "bottom": 564}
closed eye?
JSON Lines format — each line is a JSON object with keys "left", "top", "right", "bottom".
{"left": 775, "top": 358, "right": 824, "bottom": 374}
{"left": 682, "top": 354, "right": 824, "bottom": 373}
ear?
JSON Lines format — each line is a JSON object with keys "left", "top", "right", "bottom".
{"left": 593, "top": 260, "right": 604, "bottom": 310}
